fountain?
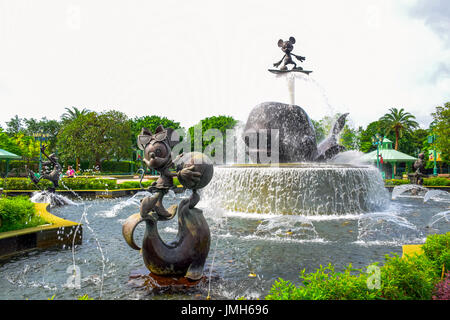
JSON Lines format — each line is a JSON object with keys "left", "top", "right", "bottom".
{"left": 27, "top": 145, "right": 74, "bottom": 207}
{"left": 0, "top": 37, "right": 448, "bottom": 301}
{"left": 201, "top": 38, "right": 389, "bottom": 217}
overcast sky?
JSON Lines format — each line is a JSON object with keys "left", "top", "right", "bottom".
{"left": 0, "top": 0, "right": 449, "bottom": 130}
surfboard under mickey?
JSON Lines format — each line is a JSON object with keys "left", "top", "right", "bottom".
{"left": 268, "top": 68, "right": 313, "bottom": 75}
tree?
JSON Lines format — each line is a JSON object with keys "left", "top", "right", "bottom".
{"left": 22, "top": 117, "right": 61, "bottom": 152}
{"left": 0, "top": 129, "right": 22, "bottom": 155}
{"left": 11, "top": 133, "right": 40, "bottom": 163}
{"left": 359, "top": 121, "right": 383, "bottom": 153}
{"left": 431, "top": 102, "right": 450, "bottom": 163}
{"left": 60, "top": 107, "right": 91, "bottom": 123}
{"left": 379, "top": 108, "right": 419, "bottom": 151}
{"left": 5, "top": 115, "right": 24, "bottom": 136}
{"left": 130, "top": 115, "right": 182, "bottom": 148}
{"left": 188, "top": 115, "right": 238, "bottom": 163}
{"left": 311, "top": 119, "right": 326, "bottom": 144}
{"left": 340, "top": 125, "right": 361, "bottom": 151}
{"left": 57, "top": 110, "right": 132, "bottom": 171}
{"left": 379, "top": 108, "right": 419, "bottom": 176}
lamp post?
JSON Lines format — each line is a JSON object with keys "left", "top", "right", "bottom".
{"left": 32, "top": 132, "right": 50, "bottom": 176}
{"left": 371, "top": 133, "right": 384, "bottom": 170}
{"left": 427, "top": 134, "right": 438, "bottom": 176}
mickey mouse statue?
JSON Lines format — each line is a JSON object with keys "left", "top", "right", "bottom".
{"left": 273, "top": 36, "right": 306, "bottom": 71}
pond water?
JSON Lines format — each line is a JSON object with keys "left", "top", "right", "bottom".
{"left": 0, "top": 189, "right": 448, "bottom": 300}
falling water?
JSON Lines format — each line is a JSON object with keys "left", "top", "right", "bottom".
{"left": 391, "top": 184, "right": 429, "bottom": 200}
{"left": 201, "top": 164, "right": 389, "bottom": 216}
{"left": 427, "top": 210, "right": 450, "bottom": 229}
{"left": 423, "top": 190, "right": 450, "bottom": 203}
{"left": 286, "top": 74, "right": 295, "bottom": 105}
{"left": 30, "top": 191, "right": 77, "bottom": 207}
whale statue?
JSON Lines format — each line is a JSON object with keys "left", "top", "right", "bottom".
{"left": 243, "top": 102, "right": 349, "bottom": 163}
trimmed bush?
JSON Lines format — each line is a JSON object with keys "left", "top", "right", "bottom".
{"left": 58, "top": 177, "right": 117, "bottom": 190}
{"left": 384, "top": 179, "right": 410, "bottom": 186}
{"left": 101, "top": 160, "right": 134, "bottom": 173}
{"left": 0, "top": 177, "right": 118, "bottom": 191}
{"left": 0, "top": 177, "right": 52, "bottom": 190}
{"left": 118, "top": 177, "right": 182, "bottom": 189}
{"left": 423, "top": 177, "right": 450, "bottom": 187}
{"left": 0, "top": 196, "right": 47, "bottom": 232}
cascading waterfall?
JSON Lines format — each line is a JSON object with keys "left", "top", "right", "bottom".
{"left": 201, "top": 164, "right": 389, "bottom": 215}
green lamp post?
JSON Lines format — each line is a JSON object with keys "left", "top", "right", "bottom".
{"left": 427, "top": 134, "right": 438, "bottom": 176}
{"left": 32, "top": 132, "right": 50, "bottom": 176}
{"left": 371, "top": 133, "right": 384, "bottom": 170}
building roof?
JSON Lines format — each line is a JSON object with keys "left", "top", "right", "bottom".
{"left": 0, "top": 148, "right": 21, "bottom": 160}
{"left": 360, "top": 148, "right": 417, "bottom": 163}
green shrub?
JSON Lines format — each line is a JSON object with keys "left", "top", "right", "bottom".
{"left": 59, "top": 177, "right": 117, "bottom": 190}
{"left": 266, "top": 264, "right": 381, "bottom": 300}
{"left": 101, "top": 160, "right": 134, "bottom": 173}
{"left": 421, "top": 232, "right": 450, "bottom": 277}
{"left": 0, "top": 177, "right": 52, "bottom": 190}
{"left": 423, "top": 177, "right": 450, "bottom": 186}
{"left": 0, "top": 177, "right": 118, "bottom": 191}
{"left": 118, "top": 181, "right": 142, "bottom": 189}
{"left": 380, "top": 253, "right": 437, "bottom": 300}
{"left": 117, "top": 178, "right": 182, "bottom": 190}
{"left": 384, "top": 179, "right": 410, "bottom": 186}
{"left": 0, "top": 196, "right": 47, "bottom": 232}
{"left": 265, "top": 232, "right": 450, "bottom": 300}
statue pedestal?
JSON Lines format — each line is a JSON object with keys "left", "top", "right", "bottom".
{"left": 127, "top": 268, "right": 208, "bottom": 294}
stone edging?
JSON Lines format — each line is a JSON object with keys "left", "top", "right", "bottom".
{"left": 0, "top": 203, "right": 82, "bottom": 260}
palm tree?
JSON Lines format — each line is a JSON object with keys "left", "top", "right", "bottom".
{"left": 379, "top": 108, "right": 419, "bottom": 176}
{"left": 61, "top": 107, "right": 90, "bottom": 122}
{"left": 379, "top": 108, "right": 419, "bottom": 151}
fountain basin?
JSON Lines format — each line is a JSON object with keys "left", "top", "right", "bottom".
{"left": 201, "top": 163, "right": 390, "bottom": 215}
{"left": 0, "top": 203, "right": 82, "bottom": 259}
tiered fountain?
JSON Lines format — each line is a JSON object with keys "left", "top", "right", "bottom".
{"left": 202, "top": 36, "right": 390, "bottom": 216}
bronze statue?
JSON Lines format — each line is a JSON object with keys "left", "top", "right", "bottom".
{"left": 411, "top": 153, "right": 426, "bottom": 185}
{"left": 122, "top": 125, "right": 213, "bottom": 281}
{"left": 269, "top": 37, "right": 312, "bottom": 75}
{"left": 273, "top": 37, "right": 305, "bottom": 70}
{"left": 27, "top": 145, "right": 62, "bottom": 193}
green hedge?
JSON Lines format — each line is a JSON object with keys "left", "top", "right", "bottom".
{"left": 0, "top": 196, "right": 47, "bottom": 233}
{"left": 385, "top": 177, "right": 450, "bottom": 186}
{"left": 423, "top": 177, "right": 450, "bottom": 186}
{"left": 101, "top": 160, "right": 134, "bottom": 173}
{"left": 118, "top": 177, "right": 181, "bottom": 189}
{"left": 0, "top": 177, "right": 118, "bottom": 191}
{"left": 384, "top": 179, "right": 411, "bottom": 186}
{"left": 266, "top": 232, "right": 449, "bottom": 300}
